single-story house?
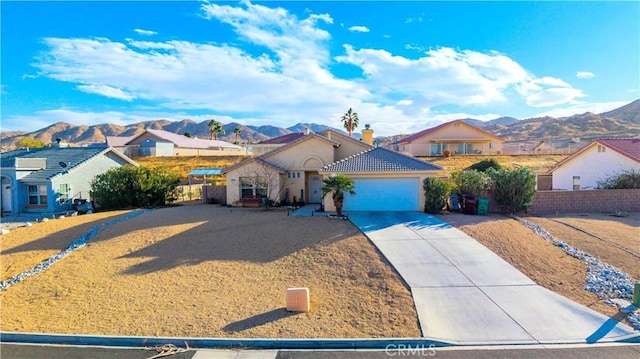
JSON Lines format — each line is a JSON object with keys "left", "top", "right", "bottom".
{"left": 248, "top": 133, "right": 307, "bottom": 155}
{"left": 530, "top": 137, "right": 589, "bottom": 155}
{"left": 319, "top": 147, "right": 445, "bottom": 212}
{"left": 547, "top": 138, "right": 640, "bottom": 190}
{"left": 223, "top": 129, "right": 373, "bottom": 206}
{"left": 108, "top": 129, "right": 245, "bottom": 157}
{"left": 397, "top": 120, "right": 505, "bottom": 157}
{"left": 0, "top": 145, "right": 138, "bottom": 214}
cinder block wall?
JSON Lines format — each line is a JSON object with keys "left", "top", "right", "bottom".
{"left": 527, "top": 189, "right": 640, "bottom": 215}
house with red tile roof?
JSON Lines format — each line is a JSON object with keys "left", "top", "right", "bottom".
{"left": 397, "top": 120, "right": 505, "bottom": 157}
{"left": 547, "top": 138, "right": 640, "bottom": 190}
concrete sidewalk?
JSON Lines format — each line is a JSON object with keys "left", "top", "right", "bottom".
{"left": 348, "top": 212, "right": 639, "bottom": 345}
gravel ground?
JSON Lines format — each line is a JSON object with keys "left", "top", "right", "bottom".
{"left": 0, "top": 205, "right": 420, "bottom": 338}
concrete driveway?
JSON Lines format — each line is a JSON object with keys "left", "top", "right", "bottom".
{"left": 348, "top": 212, "right": 638, "bottom": 345}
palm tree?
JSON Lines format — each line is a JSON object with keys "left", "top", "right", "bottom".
{"left": 208, "top": 119, "right": 225, "bottom": 140}
{"left": 207, "top": 119, "right": 218, "bottom": 140}
{"left": 321, "top": 174, "right": 356, "bottom": 217}
{"left": 233, "top": 127, "right": 242, "bottom": 144}
{"left": 341, "top": 108, "right": 359, "bottom": 137}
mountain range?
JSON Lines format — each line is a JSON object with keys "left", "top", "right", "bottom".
{"left": 1, "top": 100, "right": 638, "bottom": 151}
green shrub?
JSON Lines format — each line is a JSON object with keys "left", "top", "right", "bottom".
{"left": 597, "top": 169, "right": 640, "bottom": 189}
{"left": 488, "top": 167, "right": 536, "bottom": 214}
{"left": 423, "top": 177, "right": 449, "bottom": 214}
{"left": 91, "top": 165, "right": 180, "bottom": 210}
{"left": 468, "top": 158, "right": 503, "bottom": 172}
{"left": 451, "top": 170, "right": 491, "bottom": 196}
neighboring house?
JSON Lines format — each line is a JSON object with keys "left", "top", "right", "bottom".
{"left": 319, "top": 147, "right": 444, "bottom": 212}
{"left": 223, "top": 130, "right": 373, "bottom": 206}
{"left": 0, "top": 146, "right": 138, "bottom": 214}
{"left": 531, "top": 137, "right": 589, "bottom": 155}
{"left": 397, "top": 120, "right": 505, "bottom": 157}
{"left": 547, "top": 138, "right": 640, "bottom": 190}
{"left": 107, "top": 129, "right": 245, "bottom": 157}
{"left": 248, "top": 133, "right": 307, "bottom": 155}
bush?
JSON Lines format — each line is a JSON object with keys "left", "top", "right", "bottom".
{"left": 443, "top": 149, "right": 451, "bottom": 158}
{"left": 91, "top": 165, "right": 180, "bottom": 210}
{"left": 488, "top": 167, "right": 536, "bottom": 214}
{"left": 468, "top": 158, "right": 503, "bottom": 172}
{"left": 597, "top": 169, "right": 640, "bottom": 189}
{"left": 423, "top": 177, "right": 449, "bottom": 214}
{"left": 451, "top": 170, "right": 491, "bottom": 197}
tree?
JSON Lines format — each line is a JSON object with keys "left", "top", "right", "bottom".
{"left": 233, "top": 127, "right": 242, "bottom": 144}
{"left": 208, "top": 119, "right": 225, "bottom": 140}
{"left": 597, "top": 169, "right": 640, "bottom": 189}
{"left": 341, "top": 108, "right": 359, "bottom": 137}
{"left": 183, "top": 132, "right": 192, "bottom": 138}
{"left": 468, "top": 158, "right": 503, "bottom": 172}
{"left": 16, "top": 138, "right": 46, "bottom": 149}
{"left": 90, "top": 165, "right": 180, "bottom": 210}
{"left": 451, "top": 170, "right": 492, "bottom": 197}
{"left": 423, "top": 177, "right": 449, "bottom": 214}
{"left": 487, "top": 167, "right": 536, "bottom": 214}
{"left": 237, "top": 160, "right": 292, "bottom": 210}
{"left": 321, "top": 174, "right": 355, "bottom": 217}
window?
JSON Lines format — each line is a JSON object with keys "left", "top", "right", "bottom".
{"left": 28, "top": 185, "right": 48, "bottom": 205}
{"left": 239, "top": 177, "right": 268, "bottom": 198}
{"left": 597, "top": 145, "right": 606, "bottom": 153}
{"left": 59, "top": 184, "right": 70, "bottom": 203}
{"left": 573, "top": 176, "right": 581, "bottom": 191}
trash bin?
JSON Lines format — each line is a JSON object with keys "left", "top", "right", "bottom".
{"left": 461, "top": 192, "right": 477, "bottom": 215}
{"left": 477, "top": 197, "right": 489, "bottom": 216}
{"left": 448, "top": 194, "right": 461, "bottom": 212}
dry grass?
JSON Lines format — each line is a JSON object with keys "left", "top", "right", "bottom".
{"left": 0, "top": 205, "right": 420, "bottom": 338}
{"left": 133, "top": 155, "right": 249, "bottom": 182}
{"left": 423, "top": 154, "right": 565, "bottom": 175}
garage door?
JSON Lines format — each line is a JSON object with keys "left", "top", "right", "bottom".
{"left": 343, "top": 178, "right": 420, "bottom": 211}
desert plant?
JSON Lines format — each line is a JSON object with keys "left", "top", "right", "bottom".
{"left": 451, "top": 170, "right": 491, "bottom": 197}
{"left": 468, "top": 158, "right": 503, "bottom": 172}
{"left": 487, "top": 167, "right": 536, "bottom": 214}
{"left": 321, "top": 174, "right": 355, "bottom": 217}
{"left": 597, "top": 169, "right": 640, "bottom": 189}
{"left": 423, "top": 177, "right": 449, "bottom": 214}
{"left": 443, "top": 149, "right": 451, "bottom": 158}
{"left": 16, "top": 137, "right": 46, "bottom": 148}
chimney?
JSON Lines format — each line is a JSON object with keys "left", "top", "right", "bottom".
{"left": 361, "top": 124, "right": 374, "bottom": 146}
{"left": 304, "top": 127, "right": 311, "bottom": 135}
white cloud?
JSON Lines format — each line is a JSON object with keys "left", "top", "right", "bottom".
{"left": 348, "top": 26, "right": 370, "bottom": 33}
{"left": 23, "top": 1, "right": 595, "bottom": 136}
{"left": 576, "top": 71, "right": 595, "bottom": 79}
{"left": 134, "top": 28, "right": 157, "bottom": 36}
{"left": 77, "top": 84, "right": 135, "bottom": 101}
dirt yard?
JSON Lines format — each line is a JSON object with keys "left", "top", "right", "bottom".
{"left": 0, "top": 205, "right": 420, "bottom": 338}
{"left": 437, "top": 211, "right": 639, "bottom": 323}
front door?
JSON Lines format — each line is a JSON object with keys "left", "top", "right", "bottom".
{"left": 1, "top": 177, "right": 12, "bottom": 212}
{"left": 308, "top": 175, "right": 322, "bottom": 203}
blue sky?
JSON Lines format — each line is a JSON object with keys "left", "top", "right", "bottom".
{"left": 2, "top": 1, "right": 639, "bottom": 137}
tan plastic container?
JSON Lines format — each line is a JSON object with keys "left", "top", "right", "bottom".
{"left": 286, "top": 287, "right": 310, "bottom": 312}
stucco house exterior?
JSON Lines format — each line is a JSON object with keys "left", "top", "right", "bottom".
{"left": 1, "top": 146, "right": 138, "bottom": 214}
{"left": 107, "top": 129, "right": 245, "bottom": 157}
{"left": 223, "top": 130, "right": 373, "bottom": 206}
{"left": 547, "top": 138, "right": 640, "bottom": 190}
{"left": 397, "top": 120, "right": 505, "bottom": 157}
{"left": 319, "top": 147, "right": 444, "bottom": 212}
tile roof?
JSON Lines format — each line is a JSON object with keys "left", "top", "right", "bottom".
{"left": 1, "top": 147, "right": 135, "bottom": 181}
{"left": 319, "top": 147, "right": 444, "bottom": 173}
{"left": 398, "top": 120, "right": 504, "bottom": 144}
{"left": 258, "top": 133, "right": 306, "bottom": 144}
{"left": 597, "top": 138, "right": 640, "bottom": 162}
{"left": 318, "top": 129, "right": 374, "bottom": 149}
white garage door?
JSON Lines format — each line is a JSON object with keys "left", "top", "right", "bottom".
{"left": 343, "top": 177, "right": 420, "bottom": 211}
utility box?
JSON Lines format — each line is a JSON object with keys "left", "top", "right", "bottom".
{"left": 286, "top": 287, "right": 310, "bottom": 312}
